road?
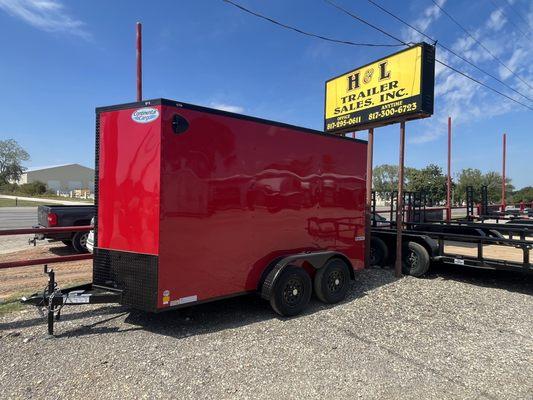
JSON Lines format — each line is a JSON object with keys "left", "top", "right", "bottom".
{"left": 0, "top": 194, "right": 93, "bottom": 205}
{"left": 0, "top": 207, "right": 38, "bottom": 254}
{"left": 0, "top": 207, "right": 37, "bottom": 229}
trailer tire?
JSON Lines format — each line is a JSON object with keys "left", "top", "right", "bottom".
{"left": 269, "top": 265, "right": 312, "bottom": 317}
{"left": 402, "top": 241, "right": 430, "bottom": 277}
{"left": 72, "top": 231, "right": 89, "bottom": 253}
{"left": 314, "top": 258, "right": 350, "bottom": 304}
{"left": 370, "top": 237, "right": 388, "bottom": 267}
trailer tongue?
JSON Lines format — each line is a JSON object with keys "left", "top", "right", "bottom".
{"left": 22, "top": 265, "right": 122, "bottom": 335}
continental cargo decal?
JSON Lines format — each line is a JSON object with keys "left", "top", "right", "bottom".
{"left": 324, "top": 42, "right": 435, "bottom": 133}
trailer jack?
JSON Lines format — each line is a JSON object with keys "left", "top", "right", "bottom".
{"left": 21, "top": 265, "right": 122, "bottom": 336}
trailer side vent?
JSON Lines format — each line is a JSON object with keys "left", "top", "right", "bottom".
{"left": 172, "top": 114, "right": 189, "bottom": 134}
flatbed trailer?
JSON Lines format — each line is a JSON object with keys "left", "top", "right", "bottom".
{"left": 369, "top": 221, "right": 532, "bottom": 276}
{"left": 23, "top": 98, "right": 368, "bottom": 335}
{"left": 369, "top": 189, "right": 533, "bottom": 276}
{"left": 372, "top": 226, "right": 532, "bottom": 274}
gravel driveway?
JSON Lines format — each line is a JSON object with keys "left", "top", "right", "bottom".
{"left": 1, "top": 266, "right": 532, "bottom": 399}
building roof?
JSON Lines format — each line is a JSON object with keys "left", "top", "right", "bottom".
{"left": 25, "top": 163, "right": 94, "bottom": 173}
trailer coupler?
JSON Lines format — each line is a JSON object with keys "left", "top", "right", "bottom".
{"left": 21, "top": 265, "right": 122, "bottom": 336}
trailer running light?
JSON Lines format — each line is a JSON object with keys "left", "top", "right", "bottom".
{"left": 47, "top": 212, "right": 58, "bottom": 227}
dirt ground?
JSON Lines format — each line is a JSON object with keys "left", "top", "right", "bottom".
{"left": 445, "top": 241, "right": 526, "bottom": 263}
{"left": 0, "top": 243, "right": 91, "bottom": 301}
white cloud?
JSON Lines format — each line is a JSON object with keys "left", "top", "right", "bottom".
{"left": 408, "top": 1, "right": 533, "bottom": 144}
{"left": 209, "top": 102, "right": 245, "bottom": 113}
{"left": 486, "top": 9, "right": 506, "bottom": 31}
{"left": 402, "top": 0, "right": 447, "bottom": 43}
{"left": 498, "top": 47, "right": 527, "bottom": 80}
{"left": 0, "top": 0, "right": 90, "bottom": 39}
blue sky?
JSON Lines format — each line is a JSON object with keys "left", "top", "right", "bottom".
{"left": 0, "top": 0, "right": 531, "bottom": 188}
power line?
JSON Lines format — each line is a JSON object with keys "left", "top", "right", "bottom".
{"left": 435, "top": 59, "right": 533, "bottom": 111}
{"left": 365, "top": 0, "right": 533, "bottom": 103}
{"left": 504, "top": 0, "right": 532, "bottom": 30}
{"left": 430, "top": 0, "right": 533, "bottom": 90}
{"left": 488, "top": 0, "right": 528, "bottom": 38}
{"left": 322, "top": 0, "right": 409, "bottom": 46}
{"left": 323, "top": 0, "right": 533, "bottom": 111}
{"left": 223, "top": 0, "right": 533, "bottom": 111}
{"left": 222, "top": 0, "right": 402, "bottom": 47}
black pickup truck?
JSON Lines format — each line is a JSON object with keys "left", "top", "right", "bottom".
{"left": 34, "top": 204, "right": 95, "bottom": 253}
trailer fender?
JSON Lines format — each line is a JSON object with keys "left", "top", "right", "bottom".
{"left": 260, "top": 251, "right": 352, "bottom": 300}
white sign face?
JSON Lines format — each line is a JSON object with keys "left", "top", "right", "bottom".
{"left": 131, "top": 107, "right": 160, "bottom": 123}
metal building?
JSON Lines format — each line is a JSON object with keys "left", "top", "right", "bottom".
{"left": 18, "top": 163, "right": 94, "bottom": 192}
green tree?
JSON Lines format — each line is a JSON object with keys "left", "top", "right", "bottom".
{"left": 373, "top": 164, "right": 399, "bottom": 195}
{"left": 456, "top": 168, "right": 513, "bottom": 204}
{"left": 456, "top": 168, "right": 483, "bottom": 203}
{"left": 512, "top": 186, "right": 533, "bottom": 203}
{"left": 409, "top": 164, "right": 447, "bottom": 205}
{"left": 372, "top": 164, "right": 419, "bottom": 205}
{"left": 482, "top": 171, "right": 514, "bottom": 203}
{"left": 0, "top": 139, "right": 29, "bottom": 184}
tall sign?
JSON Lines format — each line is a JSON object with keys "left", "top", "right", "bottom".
{"left": 324, "top": 42, "right": 435, "bottom": 133}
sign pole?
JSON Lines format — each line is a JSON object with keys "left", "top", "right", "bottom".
{"left": 365, "top": 128, "right": 374, "bottom": 268}
{"left": 395, "top": 121, "right": 406, "bottom": 278}
{"left": 501, "top": 133, "right": 506, "bottom": 211}
{"left": 446, "top": 116, "right": 452, "bottom": 222}
{"left": 136, "top": 22, "right": 142, "bottom": 102}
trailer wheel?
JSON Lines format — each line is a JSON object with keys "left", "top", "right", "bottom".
{"left": 72, "top": 231, "right": 89, "bottom": 253}
{"left": 269, "top": 265, "right": 312, "bottom": 317}
{"left": 314, "top": 258, "right": 350, "bottom": 304}
{"left": 402, "top": 241, "right": 430, "bottom": 277}
{"left": 370, "top": 237, "right": 388, "bottom": 267}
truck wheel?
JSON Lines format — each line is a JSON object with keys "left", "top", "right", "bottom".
{"left": 72, "top": 231, "right": 89, "bottom": 253}
{"left": 370, "top": 237, "right": 388, "bottom": 267}
{"left": 314, "top": 258, "right": 350, "bottom": 304}
{"left": 402, "top": 241, "right": 430, "bottom": 277}
{"left": 269, "top": 265, "right": 312, "bottom": 317}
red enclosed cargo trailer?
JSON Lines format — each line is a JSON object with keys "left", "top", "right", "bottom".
{"left": 24, "top": 98, "right": 367, "bottom": 333}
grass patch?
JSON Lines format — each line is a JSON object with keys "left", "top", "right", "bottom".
{"left": 0, "top": 279, "right": 90, "bottom": 316}
{"left": 0, "top": 198, "right": 52, "bottom": 207}
{"left": 0, "top": 293, "right": 28, "bottom": 315}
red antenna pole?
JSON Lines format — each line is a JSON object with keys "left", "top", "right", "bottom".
{"left": 501, "top": 133, "right": 506, "bottom": 211}
{"left": 136, "top": 22, "right": 142, "bottom": 102}
{"left": 446, "top": 117, "right": 452, "bottom": 222}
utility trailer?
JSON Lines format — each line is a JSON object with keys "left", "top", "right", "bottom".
{"left": 369, "top": 191, "right": 533, "bottom": 276}
{"left": 23, "top": 99, "right": 367, "bottom": 335}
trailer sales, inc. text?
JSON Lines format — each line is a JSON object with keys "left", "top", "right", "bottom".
{"left": 334, "top": 80, "right": 407, "bottom": 115}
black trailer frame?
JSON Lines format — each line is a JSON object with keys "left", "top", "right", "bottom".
{"left": 371, "top": 190, "right": 533, "bottom": 275}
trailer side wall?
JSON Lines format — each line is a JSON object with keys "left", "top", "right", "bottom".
{"left": 157, "top": 103, "right": 366, "bottom": 308}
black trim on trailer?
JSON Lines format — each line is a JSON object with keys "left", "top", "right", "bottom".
{"left": 95, "top": 98, "right": 367, "bottom": 145}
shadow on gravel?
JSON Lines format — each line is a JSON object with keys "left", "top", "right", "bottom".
{"left": 1, "top": 269, "right": 396, "bottom": 338}
{"left": 0, "top": 305, "right": 126, "bottom": 332}
{"left": 118, "top": 267, "right": 397, "bottom": 341}
{"left": 426, "top": 263, "right": 533, "bottom": 296}
{"left": 48, "top": 245, "right": 79, "bottom": 256}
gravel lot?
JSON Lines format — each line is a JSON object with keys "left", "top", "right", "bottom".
{"left": 1, "top": 266, "right": 532, "bottom": 400}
